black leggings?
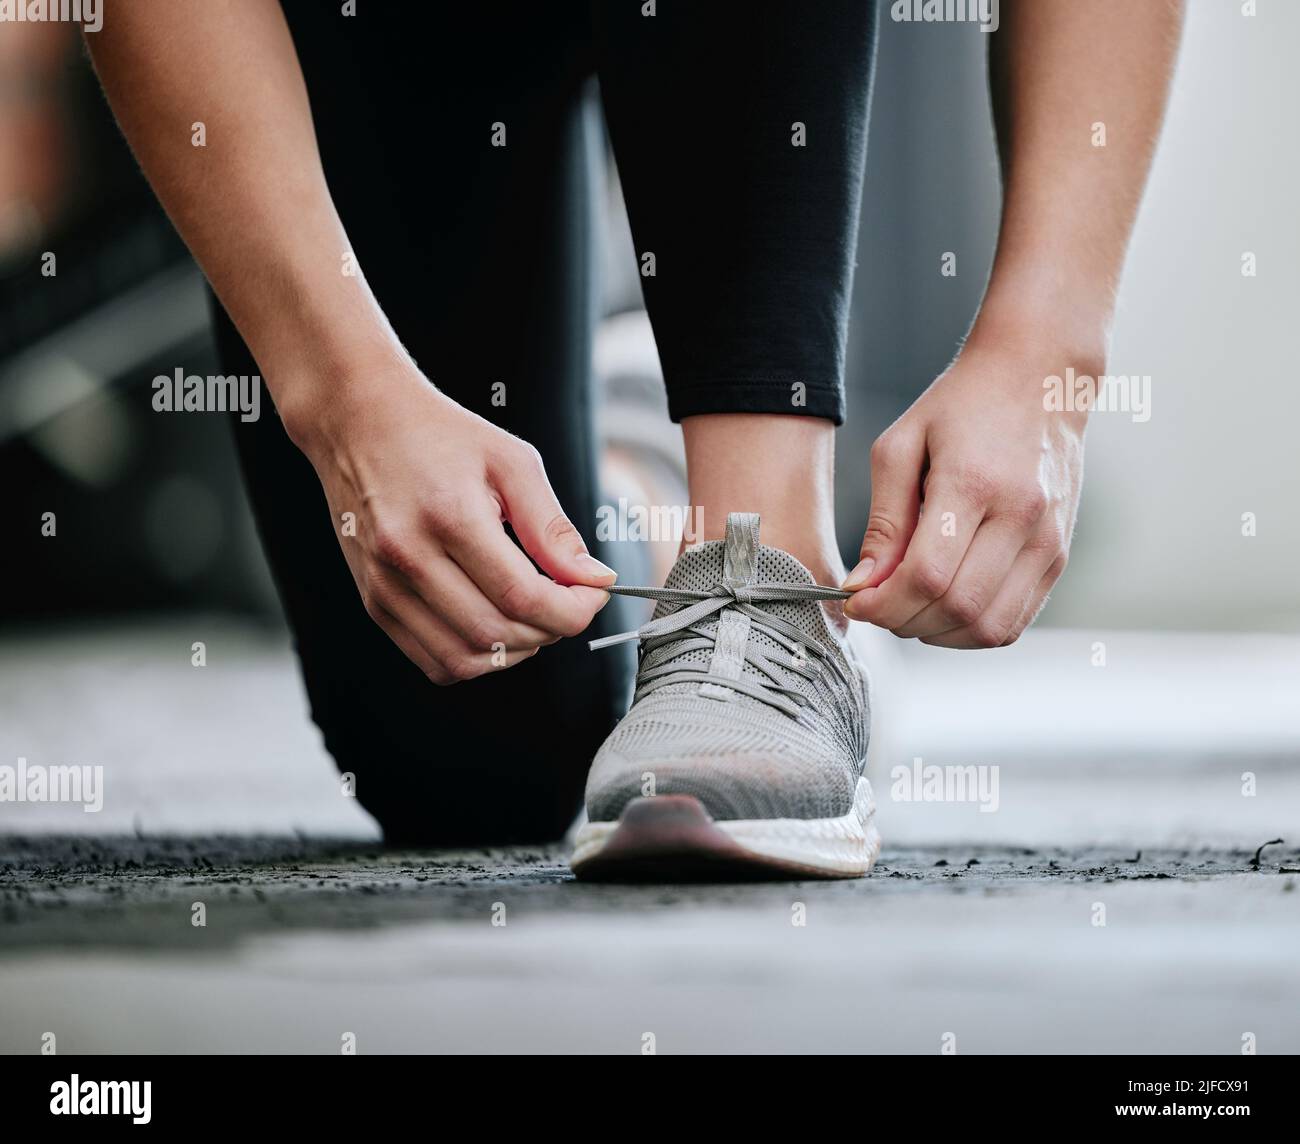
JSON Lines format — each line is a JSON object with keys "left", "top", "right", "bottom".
{"left": 213, "top": 0, "right": 877, "bottom": 843}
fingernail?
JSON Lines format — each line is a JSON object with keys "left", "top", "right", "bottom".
{"left": 842, "top": 557, "right": 875, "bottom": 591}
{"left": 575, "top": 553, "right": 617, "bottom": 583}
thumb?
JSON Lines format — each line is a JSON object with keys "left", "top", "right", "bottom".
{"left": 843, "top": 429, "right": 925, "bottom": 591}
{"left": 494, "top": 445, "right": 617, "bottom": 588}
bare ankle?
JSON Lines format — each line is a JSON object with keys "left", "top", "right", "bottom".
{"left": 680, "top": 413, "right": 845, "bottom": 586}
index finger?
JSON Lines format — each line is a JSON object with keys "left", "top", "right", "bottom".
{"left": 442, "top": 502, "right": 609, "bottom": 637}
{"left": 845, "top": 474, "right": 985, "bottom": 629}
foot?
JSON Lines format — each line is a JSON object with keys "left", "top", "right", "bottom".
{"left": 571, "top": 512, "right": 879, "bottom": 881}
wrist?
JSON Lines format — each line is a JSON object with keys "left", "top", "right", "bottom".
{"left": 219, "top": 240, "right": 416, "bottom": 454}
{"left": 274, "top": 345, "right": 421, "bottom": 459}
{"left": 965, "top": 296, "right": 1110, "bottom": 382}
{"left": 968, "top": 258, "right": 1114, "bottom": 370}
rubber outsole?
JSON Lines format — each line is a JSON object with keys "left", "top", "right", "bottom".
{"left": 570, "top": 777, "right": 879, "bottom": 882}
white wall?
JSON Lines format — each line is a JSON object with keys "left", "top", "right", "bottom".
{"left": 1057, "top": 0, "right": 1300, "bottom": 631}
{"left": 844, "top": 0, "right": 1299, "bottom": 633}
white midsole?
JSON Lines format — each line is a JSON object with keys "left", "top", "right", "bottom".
{"left": 571, "top": 776, "right": 880, "bottom": 877}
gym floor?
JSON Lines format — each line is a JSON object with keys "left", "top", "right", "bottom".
{"left": 2, "top": 619, "right": 1296, "bottom": 1054}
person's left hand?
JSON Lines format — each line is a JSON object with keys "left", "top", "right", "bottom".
{"left": 842, "top": 341, "right": 1089, "bottom": 648}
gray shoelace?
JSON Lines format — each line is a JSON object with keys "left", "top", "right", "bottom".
{"left": 590, "top": 581, "right": 853, "bottom": 720}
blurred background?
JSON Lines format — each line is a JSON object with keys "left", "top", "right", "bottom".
{"left": 2, "top": 2, "right": 1296, "bottom": 845}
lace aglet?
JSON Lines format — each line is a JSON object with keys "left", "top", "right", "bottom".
{"left": 588, "top": 631, "right": 641, "bottom": 651}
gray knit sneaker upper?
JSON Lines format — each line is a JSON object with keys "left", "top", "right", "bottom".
{"left": 585, "top": 513, "right": 870, "bottom": 822}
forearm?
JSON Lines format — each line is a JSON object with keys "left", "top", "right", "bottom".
{"left": 975, "top": 0, "right": 1184, "bottom": 362}
{"left": 85, "top": 0, "right": 407, "bottom": 439}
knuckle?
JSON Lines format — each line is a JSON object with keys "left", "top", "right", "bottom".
{"left": 861, "top": 512, "right": 903, "bottom": 550}
{"left": 425, "top": 664, "right": 455, "bottom": 686}
{"left": 462, "top": 616, "right": 491, "bottom": 652}
{"left": 972, "top": 617, "right": 1011, "bottom": 649}
{"left": 953, "top": 463, "right": 999, "bottom": 504}
{"left": 429, "top": 499, "right": 470, "bottom": 541}
{"left": 463, "top": 617, "right": 499, "bottom": 653}
{"left": 498, "top": 577, "right": 543, "bottom": 622}
{"left": 910, "top": 559, "right": 953, "bottom": 601}
{"left": 543, "top": 512, "right": 581, "bottom": 547}
{"left": 418, "top": 500, "right": 451, "bottom": 535}
{"left": 941, "top": 589, "right": 984, "bottom": 627}
{"left": 870, "top": 432, "right": 902, "bottom": 469}
{"left": 360, "top": 573, "right": 395, "bottom": 620}
{"left": 445, "top": 654, "right": 484, "bottom": 683}
{"left": 1003, "top": 484, "right": 1050, "bottom": 524}
{"left": 372, "top": 525, "right": 416, "bottom": 572}
{"left": 1047, "top": 552, "right": 1069, "bottom": 580}
{"left": 1028, "top": 522, "right": 1066, "bottom": 554}
{"left": 515, "top": 440, "right": 546, "bottom": 471}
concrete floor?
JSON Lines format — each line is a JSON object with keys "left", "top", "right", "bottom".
{"left": 2, "top": 619, "right": 1298, "bottom": 1053}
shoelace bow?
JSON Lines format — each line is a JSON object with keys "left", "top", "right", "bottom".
{"left": 589, "top": 580, "right": 854, "bottom": 720}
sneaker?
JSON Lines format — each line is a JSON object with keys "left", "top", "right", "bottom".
{"left": 571, "top": 512, "right": 879, "bottom": 881}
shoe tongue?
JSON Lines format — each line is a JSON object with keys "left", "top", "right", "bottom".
{"left": 646, "top": 513, "right": 838, "bottom": 709}
{"left": 661, "top": 540, "right": 726, "bottom": 596}
{"left": 662, "top": 512, "right": 817, "bottom": 596}
{"left": 662, "top": 540, "right": 819, "bottom": 596}
{"left": 657, "top": 512, "right": 822, "bottom": 653}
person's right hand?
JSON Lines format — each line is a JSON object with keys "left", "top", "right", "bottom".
{"left": 282, "top": 366, "right": 615, "bottom": 684}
